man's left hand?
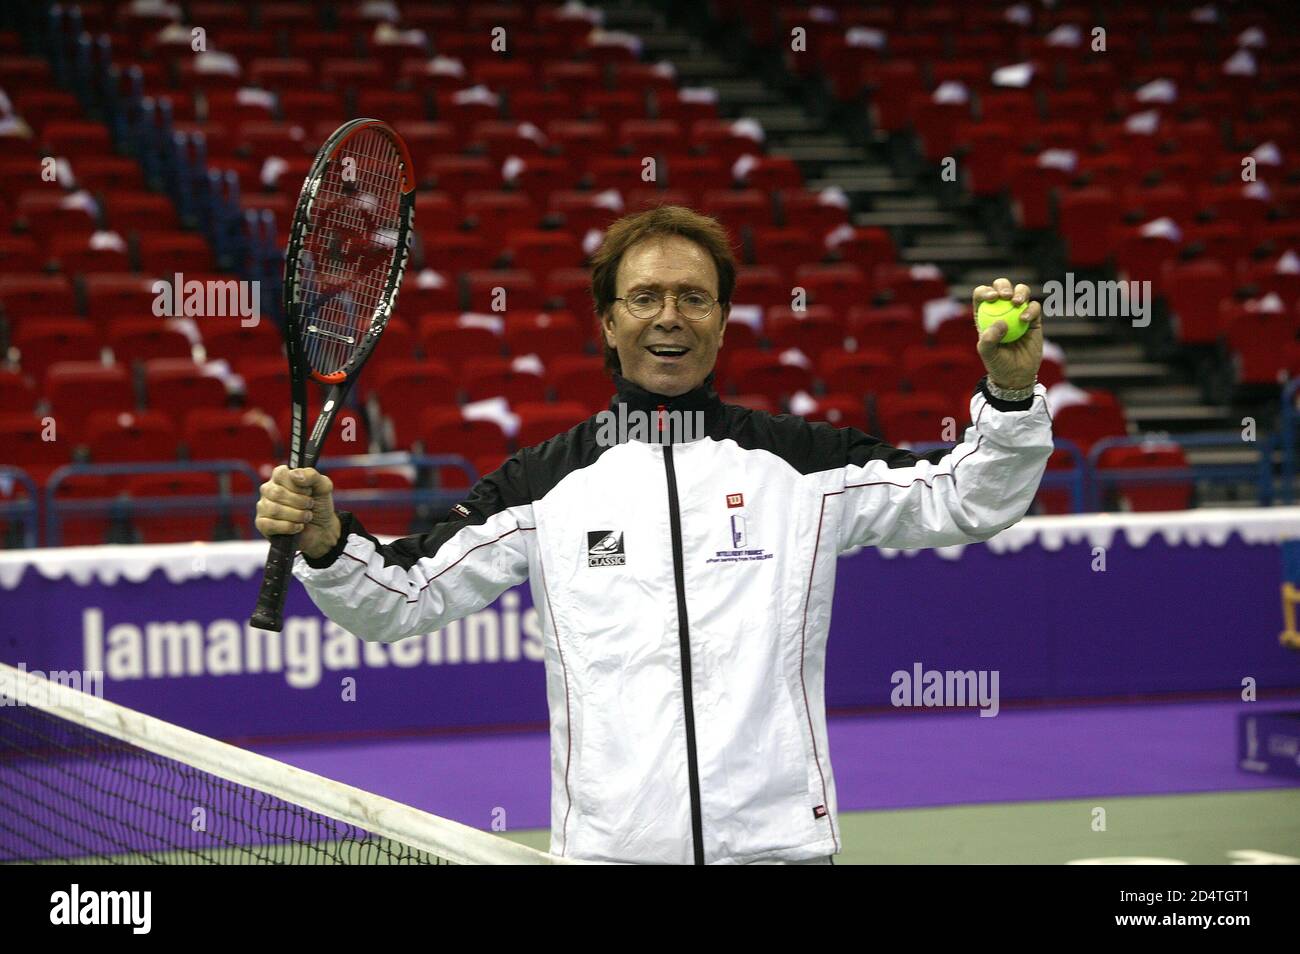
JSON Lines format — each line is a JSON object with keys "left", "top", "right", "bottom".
{"left": 973, "top": 278, "right": 1043, "bottom": 390}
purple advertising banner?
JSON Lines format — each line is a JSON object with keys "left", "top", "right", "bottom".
{"left": 4, "top": 509, "right": 1300, "bottom": 741}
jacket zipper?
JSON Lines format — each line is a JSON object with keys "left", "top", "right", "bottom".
{"left": 662, "top": 440, "right": 705, "bottom": 865}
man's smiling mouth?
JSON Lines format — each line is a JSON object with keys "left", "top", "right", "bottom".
{"left": 646, "top": 345, "right": 691, "bottom": 358}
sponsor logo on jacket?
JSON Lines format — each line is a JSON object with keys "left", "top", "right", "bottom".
{"left": 587, "top": 530, "right": 626, "bottom": 567}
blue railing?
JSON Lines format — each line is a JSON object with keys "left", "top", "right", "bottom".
{"left": 37, "top": 455, "right": 481, "bottom": 547}
{"left": 1280, "top": 378, "right": 1300, "bottom": 504}
{"left": 0, "top": 468, "right": 41, "bottom": 549}
{"left": 44, "top": 460, "right": 263, "bottom": 547}
{"left": 1087, "top": 432, "right": 1272, "bottom": 511}
{"left": 4, "top": 419, "right": 1289, "bottom": 549}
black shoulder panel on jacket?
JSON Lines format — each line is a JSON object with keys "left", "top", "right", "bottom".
{"left": 716, "top": 403, "right": 955, "bottom": 476}
{"left": 339, "top": 417, "right": 611, "bottom": 572}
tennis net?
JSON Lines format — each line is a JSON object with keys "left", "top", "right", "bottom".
{"left": 0, "top": 661, "right": 573, "bottom": 865}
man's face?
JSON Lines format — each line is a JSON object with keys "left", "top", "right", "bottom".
{"left": 603, "top": 234, "right": 727, "bottom": 397}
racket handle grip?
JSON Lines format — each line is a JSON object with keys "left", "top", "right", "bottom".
{"left": 249, "top": 533, "right": 299, "bottom": 632}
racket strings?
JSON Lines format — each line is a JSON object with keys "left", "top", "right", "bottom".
{"left": 298, "top": 129, "right": 406, "bottom": 377}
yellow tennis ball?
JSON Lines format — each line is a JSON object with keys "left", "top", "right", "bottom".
{"left": 976, "top": 299, "right": 1029, "bottom": 343}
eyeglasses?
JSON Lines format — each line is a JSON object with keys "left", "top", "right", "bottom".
{"left": 614, "top": 290, "right": 718, "bottom": 321}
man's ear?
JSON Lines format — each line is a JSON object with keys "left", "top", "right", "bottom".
{"left": 601, "top": 309, "right": 617, "bottom": 349}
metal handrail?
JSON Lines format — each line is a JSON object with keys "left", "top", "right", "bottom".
{"left": 0, "top": 467, "right": 41, "bottom": 548}
{"left": 38, "top": 454, "right": 485, "bottom": 546}
{"left": 44, "top": 460, "right": 263, "bottom": 546}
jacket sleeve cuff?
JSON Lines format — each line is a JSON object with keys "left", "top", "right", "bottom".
{"left": 977, "top": 376, "right": 1037, "bottom": 412}
{"left": 301, "top": 510, "right": 355, "bottom": 569}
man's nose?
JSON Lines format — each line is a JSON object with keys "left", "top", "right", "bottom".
{"left": 654, "top": 300, "right": 685, "bottom": 327}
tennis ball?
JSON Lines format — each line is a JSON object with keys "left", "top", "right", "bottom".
{"left": 976, "top": 298, "right": 1029, "bottom": 344}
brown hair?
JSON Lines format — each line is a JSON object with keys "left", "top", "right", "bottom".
{"left": 587, "top": 204, "right": 737, "bottom": 375}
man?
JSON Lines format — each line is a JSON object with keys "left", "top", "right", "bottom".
{"left": 255, "top": 205, "right": 1053, "bottom": 864}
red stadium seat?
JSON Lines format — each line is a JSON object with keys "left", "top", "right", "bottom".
{"left": 418, "top": 409, "right": 510, "bottom": 461}
{"left": 818, "top": 348, "right": 904, "bottom": 396}
{"left": 797, "top": 393, "right": 870, "bottom": 432}
{"left": 460, "top": 357, "right": 548, "bottom": 405}
{"left": 778, "top": 191, "right": 850, "bottom": 236}
{"left": 201, "top": 320, "right": 285, "bottom": 364}
{"left": 143, "top": 359, "right": 229, "bottom": 427}
{"left": 1052, "top": 392, "right": 1129, "bottom": 453}
{"left": 513, "top": 401, "right": 590, "bottom": 447}
{"left": 701, "top": 189, "right": 773, "bottom": 239}
{"left": 764, "top": 307, "right": 846, "bottom": 362}
{"left": 237, "top": 358, "right": 289, "bottom": 414}
{"left": 873, "top": 392, "right": 954, "bottom": 445}
{"left": 49, "top": 233, "right": 131, "bottom": 276}
{"left": 1162, "top": 260, "right": 1232, "bottom": 344}
{"left": 83, "top": 274, "right": 165, "bottom": 325}
{"left": 183, "top": 409, "right": 277, "bottom": 468}
{"left": 738, "top": 156, "right": 803, "bottom": 193}
{"left": 418, "top": 231, "right": 495, "bottom": 277}
{"left": 106, "top": 319, "right": 195, "bottom": 365}
{"left": 464, "top": 270, "right": 542, "bottom": 311}
{"left": 45, "top": 362, "right": 136, "bottom": 435}
{"left": 371, "top": 360, "right": 458, "bottom": 446}
{"left": 0, "top": 413, "right": 72, "bottom": 485}
{"left": 123, "top": 472, "right": 226, "bottom": 543}
{"left": 732, "top": 265, "right": 791, "bottom": 308}
{"left": 550, "top": 356, "right": 612, "bottom": 414}
{"left": 724, "top": 350, "right": 815, "bottom": 405}
{"left": 901, "top": 346, "right": 986, "bottom": 409}
{"left": 0, "top": 275, "right": 76, "bottom": 321}
{"left": 328, "top": 467, "right": 416, "bottom": 536}
{"left": 104, "top": 194, "right": 180, "bottom": 233}
{"left": 418, "top": 314, "right": 504, "bottom": 370}
{"left": 795, "top": 264, "right": 868, "bottom": 312}
{"left": 503, "top": 311, "right": 584, "bottom": 363}
{"left": 1095, "top": 444, "right": 1193, "bottom": 512}
{"left": 138, "top": 234, "right": 214, "bottom": 274}
{"left": 462, "top": 192, "right": 540, "bottom": 246}
{"left": 0, "top": 371, "right": 38, "bottom": 415}
{"left": 1057, "top": 188, "right": 1121, "bottom": 268}
{"left": 84, "top": 410, "right": 177, "bottom": 463}
{"left": 749, "top": 227, "right": 824, "bottom": 279}
{"left": 12, "top": 321, "right": 102, "bottom": 381}
{"left": 505, "top": 230, "right": 583, "bottom": 275}
{"left": 0, "top": 235, "right": 44, "bottom": 273}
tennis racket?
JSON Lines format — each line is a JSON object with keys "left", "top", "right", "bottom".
{"left": 249, "top": 118, "right": 416, "bottom": 632}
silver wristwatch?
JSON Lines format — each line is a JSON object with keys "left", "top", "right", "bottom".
{"left": 985, "top": 376, "right": 1038, "bottom": 402}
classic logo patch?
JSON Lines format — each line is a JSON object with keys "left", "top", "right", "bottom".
{"left": 726, "top": 492, "right": 744, "bottom": 508}
{"left": 587, "top": 530, "right": 626, "bottom": 567}
{"left": 451, "top": 504, "right": 472, "bottom": 518}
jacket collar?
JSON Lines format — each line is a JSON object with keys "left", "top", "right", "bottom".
{"left": 607, "top": 371, "right": 724, "bottom": 443}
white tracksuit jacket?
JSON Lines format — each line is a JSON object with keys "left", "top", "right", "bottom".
{"left": 294, "top": 371, "right": 1054, "bottom": 864}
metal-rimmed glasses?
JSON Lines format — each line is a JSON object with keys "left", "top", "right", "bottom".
{"left": 614, "top": 290, "right": 719, "bottom": 321}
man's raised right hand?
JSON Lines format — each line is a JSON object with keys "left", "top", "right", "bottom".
{"left": 255, "top": 465, "right": 341, "bottom": 560}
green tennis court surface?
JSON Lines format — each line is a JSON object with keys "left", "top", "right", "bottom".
{"left": 502, "top": 790, "right": 1300, "bottom": 864}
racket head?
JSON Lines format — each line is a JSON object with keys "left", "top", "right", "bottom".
{"left": 282, "top": 118, "right": 416, "bottom": 388}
